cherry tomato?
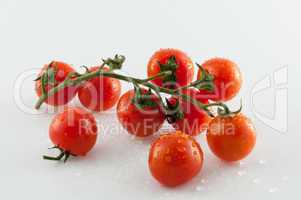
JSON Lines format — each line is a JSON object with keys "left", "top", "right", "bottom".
{"left": 35, "top": 61, "right": 78, "bottom": 106}
{"left": 117, "top": 89, "right": 165, "bottom": 137}
{"left": 207, "top": 113, "right": 256, "bottom": 162}
{"left": 149, "top": 131, "right": 204, "bottom": 187}
{"left": 168, "top": 89, "right": 211, "bottom": 136}
{"left": 78, "top": 66, "right": 121, "bottom": 112}
{"left": 49, "top": 107, "right": 98, "bottom": 157}
{"left": 147, "top": 48, "right": 194, "bottom": 88}
{"left": 197, "top": 58, "right": 242, "bottom": 102}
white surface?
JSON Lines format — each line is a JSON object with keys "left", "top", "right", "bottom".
{"left": 1, "top": 0, "right": 300, "bottom": 199}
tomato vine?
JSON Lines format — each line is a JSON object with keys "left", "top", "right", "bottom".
{"left": 35, "top": 55, "right": 240, "bottom": 117}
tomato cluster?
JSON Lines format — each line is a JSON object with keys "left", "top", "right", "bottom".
{"left": 35, "top": 49, "right": 256, "bottom": 187}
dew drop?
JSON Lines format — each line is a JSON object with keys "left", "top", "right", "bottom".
{"left": 268, "top": 187, "right": 278, "bottom": 193}
{"left": 201, "top": 179, "right": 207, "bottom": 184}
{"left": 177, "top": 139, "right": 182, "bottom": 144}
{"left": 196, "top": 186, "right": 203, "bottom": 191}
{"left": 252, "top": 178, "right": 261, "bottom": 184}
{"left": 259, "top": 160, "right": 267, "bottom": 165}
{"left": 237, "top": 170, "right": 246, "bottom": 176}
{"left": 165, "top": 156, "right": 172, "bottom": 163}
{"left": 177, "top": 146, "right": 186, "bottom": 152}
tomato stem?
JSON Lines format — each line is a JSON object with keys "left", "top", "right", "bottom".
{"left": 43, "top": 152, "right": 65, "bottom": 161}
{"left": 43, "top": 146, "right": 74, "bottom": 163}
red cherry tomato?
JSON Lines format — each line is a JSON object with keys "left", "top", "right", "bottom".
{"left": 117, "top": 89, "right": 165, "bottom": 137}
{"left": 78, "top": 67, "right": 121, "bottom": 112}
{"left": 49, "top": 107, "right": 98, "bottom": 157}
{"left": 169, "top": 89, "right": 211, "bottom": 136}
{"left": 197, "top": 58, "right": 242, "bottom": 102}
{"left": 207, "top": 113, "right": 256, "bottom": 162}
{"left": 149, "top": 131, "right": 204, "bottom": 187}
{"left": 147, "top": 49, "right": 194, "bottom": 88}
{"left": 35, "top": 61, "right": 78, "bottom": 106}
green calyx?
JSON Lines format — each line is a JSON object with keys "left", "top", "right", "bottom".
{"left": 132, "top": 86, "right": 158, "bottom": 108}
{"left": 159, "top": 56, "right": 178, "bottom": 85}
{"left": 194, "top": 63, "right": 214, "bottom": 91}
{"left": 102, "top": 54, "right": 125, "bottom": 70}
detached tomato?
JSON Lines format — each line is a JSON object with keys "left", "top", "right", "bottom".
{"left": 78, "top": 66, "right": 121, "bottom": 112}
{"left": 198, "top": 58, "right": 242, "bottom": 102}
{"left": 35, "top": 61, "right": 78, "bottom": 106}
{"left": 168, "top": 89, "right": 211, "bottom": 136}
{"left": 44, "top": 107, "right": 98, "bottom": 161}
{"left": 207, "top": 113, "right": 256, "bottom": 162}
{"left": 149, "top": 131, "right": 204, "bottom": 187}
{"left": 117, "top": 89, "right": 165, "bottom": 137}
{"left": 147, "top": 48, "right": 194, "bottom": 88}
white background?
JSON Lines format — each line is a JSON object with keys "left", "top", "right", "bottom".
{"left": 1, "top": 0, "right": 300, "bottom": 199}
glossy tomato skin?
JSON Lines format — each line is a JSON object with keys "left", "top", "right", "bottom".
{"left": 49, "top": 107, "right": 98, "bottom": 156}
{"left": 207, "top": 113, "right": 256, "bottom": 162}
{"left": 170, "top": 89, "right": 211, "bottom": 136}
{"left": 117, "top": 89, "right": 165, "bottom": 137}
{"left": 149, "top": 132, "right": 204, "bottom": 187}
{"left": 147, "top": 49, "right": 194, "bottom": 87}
{"left": 198, "top": 58, "right": 242, "bottom": 102}
{"left": 35, "top": 61, "right": 78, "bottom": 106}
{"left": 78, "top": 67, "right": 121, "bottom": 112}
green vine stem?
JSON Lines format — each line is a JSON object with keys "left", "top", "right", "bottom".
{"left": 35, "top": 69, "right": 173, "bottom": 109}
{"left": 35, "top": 55, "right": 240, "bottom": 117}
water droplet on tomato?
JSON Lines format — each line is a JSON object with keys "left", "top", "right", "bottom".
{"left": 165, "top": 156, "right": 172, "bottom": 163}
{"left": 177, "top": 146, "right": 186, "bottom": 152}
{"left": 177, "top": 139, "right": 183, "bottom": 144}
